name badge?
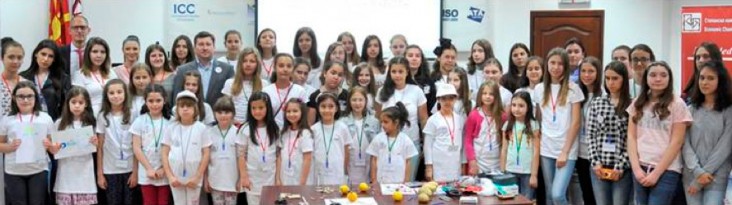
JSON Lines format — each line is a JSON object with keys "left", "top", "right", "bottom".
{"left": 448, "top": 145, "right": 460, "bottom": 152}
{"left": 115, "top": 159, "right": 129, "bottom": 169}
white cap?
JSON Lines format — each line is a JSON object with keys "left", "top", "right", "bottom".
{"left": 435, "top": 82, "right": 458, "bottom": 98}
{"left": 176, "top": 90, "right": 198, "bottom": 102}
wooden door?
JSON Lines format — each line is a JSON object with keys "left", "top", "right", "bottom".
{"left": 531, "top": 10, "right": 605, "bottom": 62}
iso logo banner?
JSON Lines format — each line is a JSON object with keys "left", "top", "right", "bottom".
{"left": 443, "top": 8, "right": 458, "bottom": 22}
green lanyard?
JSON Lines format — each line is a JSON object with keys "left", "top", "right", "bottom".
{"left": 387, "top": 136, "right": 397, "bottom": 164}
{"left": 514, "top": 124, "right": 523, "bottom": 166}
{"left": 149, "top": 114, "right": 163, "bottom": 151}
{"left": 322, "top": 123, "right": 335, "bottom": 168}
{"left": 218, "top": 125, "right": 230, "bottom": 151}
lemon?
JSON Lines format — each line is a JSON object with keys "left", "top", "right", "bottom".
{"left": 418, "top": 193, "right": 431, "bottom": 204}
{"left": 419, "top": 187, "right": 432, "bottom": 196}
{"left": 393, "top": 190, "right": 404, "bottom": 201}
{"left": 340, "top": 185, "right": 350, "bottom": 194}
{"left": 347, "top": 192, "right": 358, "bottom": 202}
{"left": 359, "top": 183, "right": 370, "bottom": 192}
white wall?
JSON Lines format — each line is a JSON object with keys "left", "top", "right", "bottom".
{"left": 0, "top": 0, "right": 49, "bottom": 71}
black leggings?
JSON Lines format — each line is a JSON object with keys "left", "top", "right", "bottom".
{"left": 6, "top": 171, "right": 48, "bottom": 205}
{"left": 576, "top": 158, "right": 596, "bottom": 205}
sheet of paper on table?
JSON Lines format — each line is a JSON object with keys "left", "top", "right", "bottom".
{"left": 324, "top": 197, "right": 377, "bottom": 205}
{"left": 380, "top": 184, "right": 416, "bottom": 195}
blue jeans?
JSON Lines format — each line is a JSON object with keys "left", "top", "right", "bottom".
{"left": 633, "top": 167, "right": 680, "bottom": 205}
{"left": 589, "top": 168, "right": 632, "bottom": 205}
{"left": 541, "top": 156, "right": 576, "bottom": 205}
{"left": 512, "top": 173, "right": 536, "bottom": 200}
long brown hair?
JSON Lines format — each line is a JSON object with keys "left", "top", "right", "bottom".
{"left": 181, "top": 71, "right": 208, "bottom": 121}
{"left": 100, "top": 79, "right": 132, "bottom": 126}
{"left": 81, "top": 37, "right": 111, "bottom": 78}
{"left": 632, "top": 61, "right": 674, "bottom": 123}
{"left": 58, "top": 86, "right": 96, "bottom": 130}
{"left": 231, "top": 47, "right": 264, "bottom": 96}
{"left": 541, "top": 47, "right": 571, "bottom": 107}
{"left": 476, "top": 81, "right": 504, "bottom": 134}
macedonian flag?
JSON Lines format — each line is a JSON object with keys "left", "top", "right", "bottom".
{"left": 49, "top": 0, "right": 70, "bottom": 45}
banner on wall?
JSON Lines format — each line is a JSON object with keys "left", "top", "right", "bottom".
{"left": 165, "top": 0, "right": 249, "bottom": 52}
{"left": 680, "top": 6, "right": 732, "bottom": 90}
{"left": 442, "top": 0, "right": 492, "bottom": 52}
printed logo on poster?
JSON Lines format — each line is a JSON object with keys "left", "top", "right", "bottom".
{"left": 442, "top": 8, "right": 459, "bottom": 22}
{"left": 467, "top": 6, "right": 485, "bottom": 23}
{"left": 172, "top": 3, "right": 199, "bottom": 20}
{"left": 682, "top": 12, "right": 702, "bottom": 33}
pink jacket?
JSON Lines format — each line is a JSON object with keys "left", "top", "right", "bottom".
{"left": 463, "top": 108, "right": 506, "bottom": 161}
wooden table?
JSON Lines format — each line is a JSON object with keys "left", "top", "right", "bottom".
{"left": 261, "top": 184, "right": 533, "bottom": 205}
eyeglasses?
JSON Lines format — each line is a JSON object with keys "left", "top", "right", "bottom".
{"left": 15, "top": 94, "right": 35, "bottom": 101}
{"left": 631, "top": 57, "right": 651, "bottom": 64}
{"left": 71, "top": 25, "right": 89, "bottom": 31}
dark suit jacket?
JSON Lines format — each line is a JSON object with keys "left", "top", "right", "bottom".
{"left": 60, "top": 45, "right": 71, "bottom": 76}
{"left": 171, "top": 60, "right": 234, "bottom": 106}
{"left": 19, "top": 70, "right": 72, "bottom": 120}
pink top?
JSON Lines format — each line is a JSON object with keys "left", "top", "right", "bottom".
{"left": 626, "top": 97, "right": 692, "bottom": 173}
{"left": 464, "top": 108, "right": 506, "bottom": 161}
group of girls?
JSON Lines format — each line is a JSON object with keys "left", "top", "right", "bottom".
{"left": 1, "top": 25, "right": 732, "bottom": 205}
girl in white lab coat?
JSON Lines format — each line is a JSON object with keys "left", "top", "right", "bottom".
{"left": 343, "top": 87, "right": 380, "bottom": 184}
{"left": 366, "top": 102, "right": 418, "bottom": 183}
{"left": 130, "top": 84, "right": 171, "bottom": 205}
{"left": 424, "top": 82, "right": 466, "bottom": 183}
{"left": 95, "top": 79, "right": 138, "bottom": 204}
{"left": 236, "top": 92, "right": 279, "bottom": 205}
{"left": 275, "top": 98, "right": 313, "bottom": 186}
{"left": 311, "top": 93, "right": 352, "bottom": 185}
{"left": 48, "top": 86, "right": 100, "bottom": 205}
{"left": 161, "top": 90, "right": 212, "bottom": 205}
{"left": 204, "top": 96, "right": 241, "bottom": 204}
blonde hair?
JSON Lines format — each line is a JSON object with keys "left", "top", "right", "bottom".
{"left": 231, "top": 47, "right": 264, "bottom": 96}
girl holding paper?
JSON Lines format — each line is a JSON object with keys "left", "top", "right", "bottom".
{"left": 0, "top": 81, "right": 55, "bottom": 204}
{"left": 47, "top": 86, "right": 99, "bottom": 205}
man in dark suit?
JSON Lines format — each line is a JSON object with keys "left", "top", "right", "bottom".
{"left": 172, "top": 31, "right": 234, "bottom": 106}
{"left": 61, "top": 15, "right": 91, "bottom": 77}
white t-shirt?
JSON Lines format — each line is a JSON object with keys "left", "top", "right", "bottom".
{"left": 277, "top": 129, "right": 314, "bottom": 186}
{"left": 473, "top": 110, "right": 502, "bottom": 172}
{"left": 131, "top": 96, "right": 145, "bottom": 116}
{"left": 310, "top": 121, "right": 353, "bottom": 185}
{"left": 235, "top": 125, "right": 278, "bottom": 195}
{"left": 467, "top": 71, "right": 484, "bottom": 98}
{"left": 261, "top": 58, "right": 275, "bottom": 80}
{"left": 129, "top": 115, "right": 171, "bottom": 186}
{"left": 72, "top": 70, "right": 118, "bottom": 117}
{"left": 0, "top": 113, "right": 53, "bottom": 175}
{"left": 206, "top": 124, "right": 240, "bottom": 192}
{"left": 376, "top": 84, "right": 427, "bottom": 142}
{"left": 216, "top": 56, "right": 237, "bottom": 68}
{"left": 171, "top": 103, "right": 215, "bottom": 125}
{"left": 161, "top": 121, "right": 211, "bottom": 185}
{"left": 262, "top": 83, "right": 310, "bottom": 128}
{"left": 96, "top": 112, "right": 136, "bottom": 174}
{"left": 366, "top": 132, "right": 418, "bottom": 183}
{"left": 306, "top": 67, "right": 322, "bottom": 89}
{"left": 221, "top": 78, "right": 271, "bottom": 123}
{"left": 373, "top": 73, "right": 386, "bottom": 88}
{"left": 423, "top": 112, "right": 466, "bottom": 182}
{"left": 54, "top": 120, "right": 97, "bottom": 194}
{"left": 533, "top": 83, "right": 584, "bottom": 159}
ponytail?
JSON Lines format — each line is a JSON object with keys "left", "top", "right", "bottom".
{"left": 381, "top": 102, "right": 410, "bottom": 130}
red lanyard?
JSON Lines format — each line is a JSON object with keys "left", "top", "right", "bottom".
{"left": 254, "top": 128, "right": 268, "bottom": 162}
{"left": 263, "top": 62, "right": 274, "bottom": 76}
{"left": 2, "top": 73, "right": 16, "bottom": 95}
{"left": 287, "top": 130, "right": 300, "bottom": 163}
{"left": 91, "top": 71, "right": 106, "bottom": 86}
{"left": 441, "top": 114, "right": 455, "bottom": 146}
{"left": 549, "top": 92, "right": 558, "bottom": 121}
{"left": 18, "top": 114, "right": 34, "bottom": 123}
{"left": 155, "top": 71, "right": 166, "bottom": 83}
{"left": 276, "top": 83, "right": 293, "bottom": 111}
